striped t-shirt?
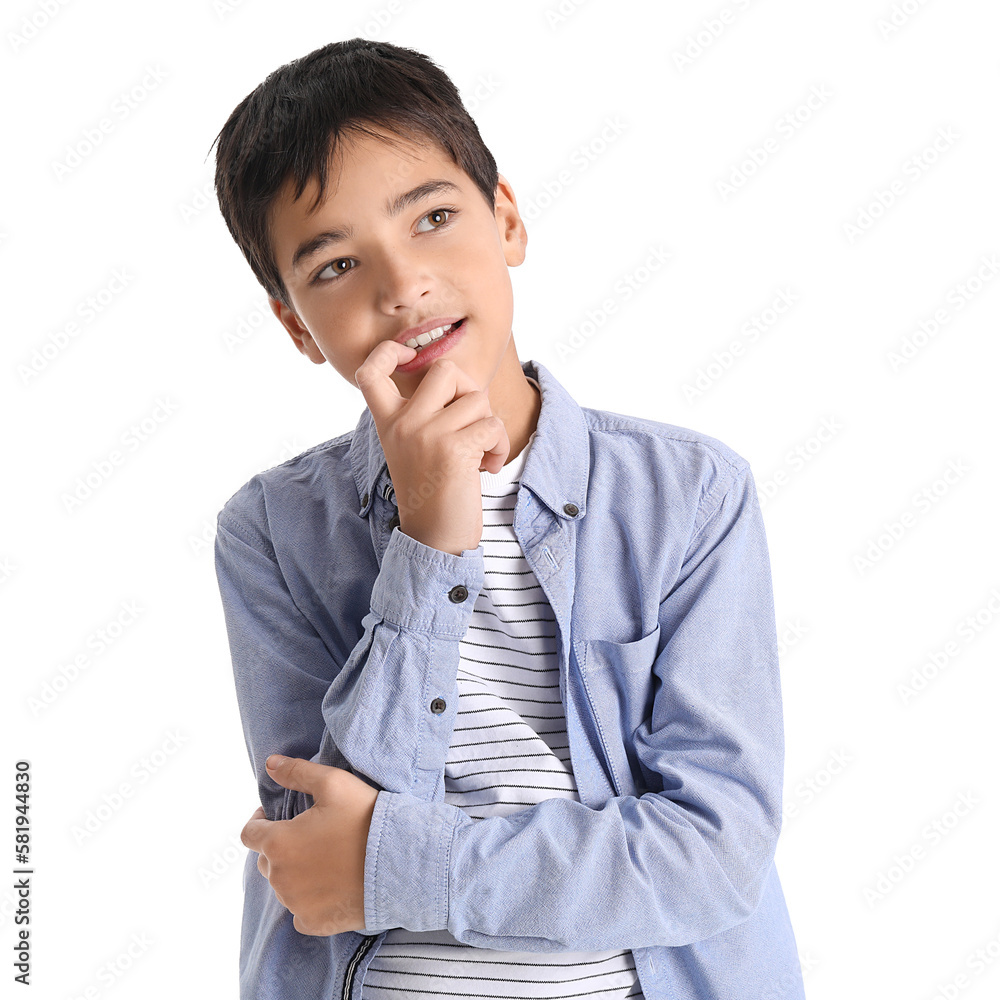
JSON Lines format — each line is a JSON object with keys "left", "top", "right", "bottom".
{"left": 363, "top": 379, "right": 644, "bottom": 999}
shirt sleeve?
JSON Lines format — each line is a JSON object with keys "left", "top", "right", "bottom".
{"left": 360, "top": 462, "right": 787, "bottom": 952}
{"left": 213, "top": 491, "right": 485, "bottom": 824}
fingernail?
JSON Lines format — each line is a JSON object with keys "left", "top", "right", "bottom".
{"left": 266, "top": 754, "right": 286, "bottom": 770}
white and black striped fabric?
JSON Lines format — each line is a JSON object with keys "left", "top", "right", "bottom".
{"left": 364, "top": 386, "right": 644, "bottom": 999}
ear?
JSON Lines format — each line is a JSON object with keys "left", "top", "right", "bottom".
{"left": 268, "top": 296, "right": 326, "bottom": 364}
{"left": 494, "top": 174, "right": 527, "bottom": 267}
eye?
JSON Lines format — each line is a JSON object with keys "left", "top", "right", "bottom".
{"left": 313, "top": 258, "right": 355, "bottom": 284}
{"left": 415, "top": 207, "right": 457, "bottom": 233}
{"left": 310, "top": 208, "right": 458, "bottom": 286}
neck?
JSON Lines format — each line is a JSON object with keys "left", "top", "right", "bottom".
{"left": 487, "top": 345, "right": 541, "bottom": 466}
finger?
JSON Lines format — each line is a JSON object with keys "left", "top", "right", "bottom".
{"left": 412, "top": 390, "right": 505, "bottom": 470}
{"left": 421, "top": 386, "right": 494, "bottom": 432}
{"left": 241, "top": 810, "right": 271, "bottom": 851}
{"left": 354, "top": 339, "right": 416, "bottom": 420}
{"left": 257, "top": 852, "right": 269, "bottom": 879}
{"left": 292, "top": 913, "right": 330, "bottom": 937}
{"left": 468, "top": 414, "right": 511, "bottom": 473}
{"left": 403, "top": 357, "right": 486, "bottom": 424}
{"left": 405, "top": 364, "right": 510, "bottom": 472}
{"left": 265, "top": 754, "right": 338, "bottom": 799}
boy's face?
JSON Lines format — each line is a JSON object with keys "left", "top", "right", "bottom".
{"left": 266, "top": 128, "right": 527, "bottom": 399}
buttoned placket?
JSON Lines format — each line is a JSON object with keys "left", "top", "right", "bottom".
{"left": 507, "top": 492, "right": 613, "bottom": 807}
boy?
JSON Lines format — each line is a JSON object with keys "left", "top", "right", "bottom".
{"left": 211, "top": 38, "right": 806, "bottom": 1000}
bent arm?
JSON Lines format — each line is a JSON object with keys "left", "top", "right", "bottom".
{"left": 360, "top": 464, "right": 786, "bottom": 951}
{"left": 214, "top": 487, "right": 483, "bottom": 822}
{"left": 215, "top": 463, "right": 785, "bottom": 952}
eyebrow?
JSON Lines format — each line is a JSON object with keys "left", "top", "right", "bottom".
{"left": 290, "top": 179, "right": 462, "bottom": 274}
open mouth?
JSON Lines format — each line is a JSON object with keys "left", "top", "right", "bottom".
{"left": 405, "top": 317, "right": 466, "bottom": 352}
{"left": 395, "top": 317, "right": 468, "bottom": 372}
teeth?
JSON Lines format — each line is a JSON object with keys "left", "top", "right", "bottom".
{"left": 405, "top": 323, "right": 453, "bottom": 350}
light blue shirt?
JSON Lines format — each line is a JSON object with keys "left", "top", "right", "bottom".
{"left": 214, "top": 358, "right": 806, "bottom": 1000}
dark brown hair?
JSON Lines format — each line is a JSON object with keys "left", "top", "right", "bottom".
{"left": 209, "top": 39, "right": 499, "bottom": 309}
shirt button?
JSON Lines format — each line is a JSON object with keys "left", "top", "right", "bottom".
{"left": 563, "top": 502, "right": 579, "bottom": 516}
{"left": 388, "top": 511, "right": 400, "bottom": 530}
{"left": 361, "top": 492, "right": 369, "bottom": 508}
{"left": 448, "top": 585, "right": 469, "bottom": 603}
{"left": 430, "top": 698, "right": 447, "bottom": 714}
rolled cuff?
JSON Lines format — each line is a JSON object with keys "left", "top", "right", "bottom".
{"left": 361, "top": 789, "right": 462, "bottom": 935}
{"left": 369, "top": 527, "right": 484, "bottom": 638}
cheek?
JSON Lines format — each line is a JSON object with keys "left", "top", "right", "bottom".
{"left": 450, "top": 236, "right": 507, "bottom": 292}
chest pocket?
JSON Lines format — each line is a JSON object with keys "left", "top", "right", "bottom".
{"left": 572, "top": 627, "right": 661, "bottom": 798}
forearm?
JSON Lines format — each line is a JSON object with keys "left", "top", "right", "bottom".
{"left": 361, "top": 784, "right": 777, "bottom": 951}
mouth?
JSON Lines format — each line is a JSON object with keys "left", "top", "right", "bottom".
{"left": 394, "top": 317, "right": 467, "bottom": 373}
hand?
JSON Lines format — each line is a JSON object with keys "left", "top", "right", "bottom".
{"left": 240, "top": 755, "right": 380, "bottom": 937}
{"left": 355, "top": 340, "right": 510, "bottom": 556}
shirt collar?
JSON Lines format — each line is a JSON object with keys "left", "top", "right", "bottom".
{"left": 351, "top": 358, "right": 590, "bottom": 522}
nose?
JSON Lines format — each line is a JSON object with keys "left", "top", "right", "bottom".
{"left": 375, "top": 246, "right": 434, "bottom": 315}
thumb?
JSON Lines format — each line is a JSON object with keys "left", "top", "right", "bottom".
{"left": 264, "top": 755, "right": 331, "bottom": 796}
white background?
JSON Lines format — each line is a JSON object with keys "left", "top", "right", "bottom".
{"left": 3, "top": 1, "right": 999, "bottom": 997}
